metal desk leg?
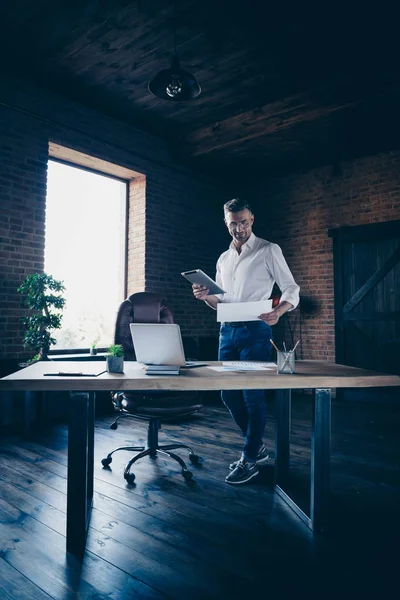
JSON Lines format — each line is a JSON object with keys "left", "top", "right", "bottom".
{"left": 274, "top": 389, "right": 291, "bottom": 486}
{"left": 36, "top": 391, "right": 51, "bottom": 429}
{"left": 0, "top": 391, "right": 13, "bottom": 434}
{"left": 87, "top": 392, "right": 95, "bottom": 505}
{"left": 310, "top": 388, "right": 331, "bottom": 531}
{"left": 24, "top": 391, "right": 51, "bottom": 436}
{"left": 66, "top": 391, "right": 95, "bottom": 557}
{"left": 274, "top": 388, "right": 331, "bottom": 533}
{"left": 23, "top": 391, "right": 32, "bottom": 438}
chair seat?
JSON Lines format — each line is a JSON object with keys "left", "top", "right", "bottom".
{"left": 112, "top": 391, "right": 202, "bottom": 419}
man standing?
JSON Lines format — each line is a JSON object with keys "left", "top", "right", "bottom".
{"left": 193, "top": 198, "right": 300, "bottom": 485}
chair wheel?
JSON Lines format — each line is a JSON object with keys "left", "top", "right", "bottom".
{"left": 110, "top": 422, "right": 118, "bottom": 430}
{"left": 124, "top": 472, "right": 136, "bottom": 484}
{"left": 182, "top": 470, "right": 193, "bottom": 480}
{"left": 101, "top": 457, "right": 112, "bottom": 467}
{"left": 189, "top": 454, "right": 201, "bottom": 464}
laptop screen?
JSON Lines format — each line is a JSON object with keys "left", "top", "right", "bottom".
{"left": 129, "top": 323, "right": 186, "bottom": 366}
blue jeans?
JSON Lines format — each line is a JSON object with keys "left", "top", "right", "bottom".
{"left": 218, "top": 321, "right": 272, "bottom": 462}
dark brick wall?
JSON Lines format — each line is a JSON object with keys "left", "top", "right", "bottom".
{"left": 4, "top": 76, "right": 398, "bottom": 366}
{"left": 242, "top": 151, "right": 400, "bottom": 361}
{"left": 0, "top": 76, "right": 226, "bottom": 360}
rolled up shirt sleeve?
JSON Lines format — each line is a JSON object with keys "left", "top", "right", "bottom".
{"left": 266, "top": 243, "right": 300, "bottom": 310}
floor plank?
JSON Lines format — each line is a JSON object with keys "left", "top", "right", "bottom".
{"left": 0, "top": 394, "right": 399, "bottom": 599}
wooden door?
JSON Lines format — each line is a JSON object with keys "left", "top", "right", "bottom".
{"left": 330, "top": 220, "right": 400, "bottom": 377}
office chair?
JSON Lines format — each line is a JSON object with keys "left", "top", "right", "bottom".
{"left": 101, "top": 292, "right": 202, "bottom": 483}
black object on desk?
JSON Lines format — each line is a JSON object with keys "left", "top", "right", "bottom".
{"left": 43, "top": 371, "right": 106, "bottom": 377}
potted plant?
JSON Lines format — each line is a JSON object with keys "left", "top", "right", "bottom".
{"left": 18, "top": 273, "right": 66, "bottom": 361}
{"left": 90, "top": 334, "right": 100, "bottom": 355}
{"left": 106, "top": 344, "right": 124, "bottom": 373}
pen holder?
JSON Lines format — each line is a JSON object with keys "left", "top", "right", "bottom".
{"left": 276, "top": 351, "right": 295, "bottom": 374}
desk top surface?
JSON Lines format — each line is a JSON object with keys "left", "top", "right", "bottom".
{"left": 1, "top": 360, "right": 399, "bottom": 391}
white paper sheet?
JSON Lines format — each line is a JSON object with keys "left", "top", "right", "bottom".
{"left": 217, "top": 300, "right": 273, "bottom": 322}
{"left": 207, "top": 361, "right": 276, "bottom": 372}
{"left": 223, "top": 361, "right": 277, "bottom": 368}
{"left": 207, "top": 367, "right": 275, "bottom": 372}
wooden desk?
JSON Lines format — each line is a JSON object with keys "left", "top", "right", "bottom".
{"left": 1, "top": 360, "right": 399, "bottom": 557}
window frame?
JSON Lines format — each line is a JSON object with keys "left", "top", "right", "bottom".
{"left": 46, "top": 157, "right": 129, "bottom": 355}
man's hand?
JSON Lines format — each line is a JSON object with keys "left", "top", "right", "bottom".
{"left": 192, "top": 283, "right": 210, "bottom": 300}
{"left": 258, "top": 308, "right": 281, "bottom": 326}
{"left": 259, "top": 301, "right": 293, "bottom": 325}
{"left": 192, "top": 284, "right": 220, "bottom": 310}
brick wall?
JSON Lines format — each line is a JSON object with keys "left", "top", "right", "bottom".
{"left": 0, "top": 76, "right": 226, "bottom": 360}
{"left": 242, "top": 151, "right": 400, "bottom": 361}
{"left": 5, "top": 77, "right": 398, "bottom": 367}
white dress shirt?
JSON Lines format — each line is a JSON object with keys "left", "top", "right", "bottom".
{"left": 215, "top": 233, "right": 300, "bottom": 309}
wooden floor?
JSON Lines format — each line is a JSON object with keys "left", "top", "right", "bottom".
{"left": 0, "top": 393, "right": 399, "bottom": 600}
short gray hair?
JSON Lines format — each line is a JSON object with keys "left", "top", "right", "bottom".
{"left": 223, "top": 198, "right": 253, "bottom": 214}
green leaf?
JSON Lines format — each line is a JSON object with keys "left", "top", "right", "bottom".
{"left": 18, "top": 272, "right": 66, "bottom": 355}
{"left": 107, "top": 344, "right": 124, "bottom": 357}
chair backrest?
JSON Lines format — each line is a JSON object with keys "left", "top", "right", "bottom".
{"left": 114, "top": 292, "right": 174, "bottom": 360}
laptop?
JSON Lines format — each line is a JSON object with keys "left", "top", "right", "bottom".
{"left": 129, "top": 323, "right": 206, "bottom": 368}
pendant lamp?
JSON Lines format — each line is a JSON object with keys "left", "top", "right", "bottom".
{"left": 148, "top": 6, "right": 201, "bottom": 101}
{"left": 148, "top": 54, "right": 201, "bottom": 101}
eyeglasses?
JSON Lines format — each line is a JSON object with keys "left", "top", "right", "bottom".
{"left": 226, "top": 219, "right": 251, "bottom": 231}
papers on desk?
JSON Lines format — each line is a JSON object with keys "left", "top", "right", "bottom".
{"left": 217, "top": 300, "right": 273, "bottom": 322}
{"left": 208, "top": 361, "right": 276, "bottom": 372}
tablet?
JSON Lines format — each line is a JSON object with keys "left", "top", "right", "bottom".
{"left": 181, "top": 269, "right": 226, "bottom": 295}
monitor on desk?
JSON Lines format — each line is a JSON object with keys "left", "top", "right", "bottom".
{"left": 129, "top": 323, "right": 205, "bottom": 368}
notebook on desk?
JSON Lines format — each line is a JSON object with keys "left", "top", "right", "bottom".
{"left": 129, "top": 323, "right": 206, "bottom": 368}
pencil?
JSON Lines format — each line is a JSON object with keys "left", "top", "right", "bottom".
{"left": 269, "top": 339, "right": 280, "bottom": 353}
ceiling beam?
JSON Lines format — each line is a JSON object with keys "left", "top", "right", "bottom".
{"left": 183, "top": 83, "right": 368, "bottom": 157}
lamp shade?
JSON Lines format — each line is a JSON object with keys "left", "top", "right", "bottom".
{"left": 148, "top": 55, "right": 201, "bottom": 101}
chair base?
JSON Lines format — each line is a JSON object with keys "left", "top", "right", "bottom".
{"left": 101, "top": 417, "right": 201, "bottom": 482}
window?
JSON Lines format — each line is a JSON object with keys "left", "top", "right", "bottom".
{"left": 45, "top": 159, "right": 127, "bottom": 350}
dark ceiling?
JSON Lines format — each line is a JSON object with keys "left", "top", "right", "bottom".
{"left": 0, "top": 0, "right": 399, "bottom": 180}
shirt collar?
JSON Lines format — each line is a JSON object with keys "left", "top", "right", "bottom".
{"left": 229, "top": 232, "right": 256, "bottom": 251}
